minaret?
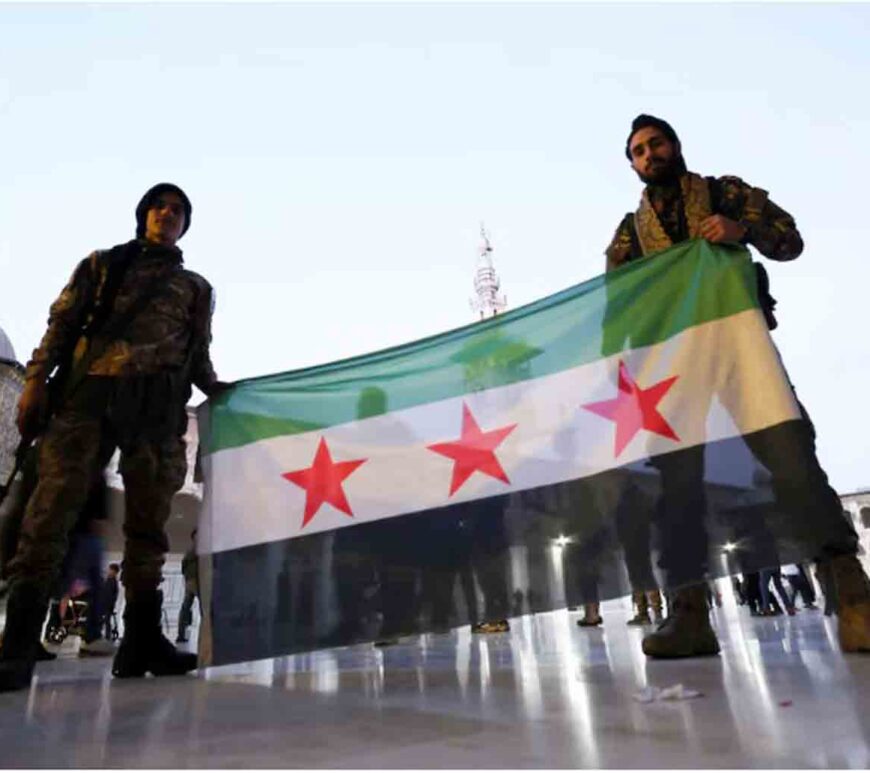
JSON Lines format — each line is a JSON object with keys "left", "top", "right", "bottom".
{"left": 470, "top": 223, "right": 507, "bottom": 320}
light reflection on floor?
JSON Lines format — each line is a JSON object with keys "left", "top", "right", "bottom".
{"left": 1, "top": 599, "right": 869, "bottom": 768}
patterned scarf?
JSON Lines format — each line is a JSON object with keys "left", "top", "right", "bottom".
{"left": 633, "top": 172, "right": 712, "bottom": 256}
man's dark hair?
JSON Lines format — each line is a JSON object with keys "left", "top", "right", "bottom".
{"left": 135, "top": 182, "right": 192, "bottom": 239}
{"left": 625, "top": 114, "right": 680, "bottom": 160}
{"left": 108, "top": 562, "right": 120, "bottom": 572}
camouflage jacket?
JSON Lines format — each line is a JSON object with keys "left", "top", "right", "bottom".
{"left": 605, "top": 174, "right": 804, "bottom": 272}
{"left": 25, "top": 240, "right": 217, "bottom": 393}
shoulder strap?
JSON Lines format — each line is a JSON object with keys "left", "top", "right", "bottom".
{"left": 82, "top": 243, "right": 138, "bottom": 340}
{"left": 47, "top": 243, "right": 137, "bottom": 385}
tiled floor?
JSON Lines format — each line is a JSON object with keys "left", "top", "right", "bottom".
{"left": 1, "top": 598, "right": 869, "bottom": 768}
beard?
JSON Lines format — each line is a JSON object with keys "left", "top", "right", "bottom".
{"left": 635, "top": 152, "right": 687, "bottom": 186}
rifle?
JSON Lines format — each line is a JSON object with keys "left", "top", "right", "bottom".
{"left": 0, "top": 242, "right": 143, "bottom": 508}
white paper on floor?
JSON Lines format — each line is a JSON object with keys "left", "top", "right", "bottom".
{"left": 633, "top": 684, "right": 704, "bottom": 703}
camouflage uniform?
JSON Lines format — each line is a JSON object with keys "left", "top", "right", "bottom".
{"left": 605, "top": 173, "right": 804, "bottom": 270}
{"left": 9, "top": 239, "right": 216, "bottom": 599}
{"left": 602, "top": 171, "right": 857, "bottom": 590}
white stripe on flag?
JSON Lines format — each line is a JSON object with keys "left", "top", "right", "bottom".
{"left": 200, "top": 310, "right": 799, "bottom": 555}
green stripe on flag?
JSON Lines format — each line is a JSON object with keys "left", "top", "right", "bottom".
{"left": 206, "top": 240, "right": 759, "bottom": 454}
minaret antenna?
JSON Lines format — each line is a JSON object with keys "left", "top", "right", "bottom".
{"left": 470, "top": 223, "right": 507, "bottom": 319}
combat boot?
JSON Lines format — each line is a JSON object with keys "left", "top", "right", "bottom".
{"left": 641, "top": 584, "right": 719, "bottom": 658}
{"left": 627, "top": 591, "right": 651, "bottom": 625}
{"left": 0, "top": 581, "right": 50, "bottom": 692}
{"left": 828, "top": 555, "right": 870, "bottom": 653}
{"left": 112, "top": 590, "right": 197, "bottom": 678}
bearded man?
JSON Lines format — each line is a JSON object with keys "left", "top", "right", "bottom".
{"left": 605, "top": 114, "right": 870, "bottom": 658}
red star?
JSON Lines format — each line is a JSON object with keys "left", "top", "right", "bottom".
{"left": 582, "top": 360, "right": 680, "bottom": 457}
{"left": 282, "top": 438, "right": 367, "bottom": 528}
{"left": 428, "top": 403, "right": 517, "bottom": 496}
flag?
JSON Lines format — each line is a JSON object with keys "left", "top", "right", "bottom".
{"left": 196, "top": 240, "right": 814, "bottom": 667}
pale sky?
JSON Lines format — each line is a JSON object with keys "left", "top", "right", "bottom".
{"left": 1, "top": 2, "right": 868, "bottom": 491}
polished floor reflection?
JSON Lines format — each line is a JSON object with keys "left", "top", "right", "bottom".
{"left": 1, "top": 597, "right": 869, "bottom": 768}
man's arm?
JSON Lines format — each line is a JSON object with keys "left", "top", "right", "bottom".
{"left": 188, "top": 276, "right": 219, "bottom": 396}
{"left": 604, "top": 214, "right": 640, "bottom": 273}
{"left": 713, "top": 176, "right": 804, "bottom": 261}
{"left": 24, "top": 254, "right": 100, "bottom": 384}
{"left": 17, "top": 253, "right": 102, "bottom": 436}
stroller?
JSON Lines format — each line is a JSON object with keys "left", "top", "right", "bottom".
{"left": 45, "top": 592, "right": 89, "bottom": 644}
{"left": 44, "top": 587, "right": 119, "bottom": 644}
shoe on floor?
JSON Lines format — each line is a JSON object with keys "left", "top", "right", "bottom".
{"left": 112, "top": 592, "right": 197, "bottom": 678}
{"left": 642, "top": 584, "right": 720, "bottom": 659}
{"left": 828, "top": 555, "right": 870, "bottom": 653}
{"left": 0, "top": 582, "right": 51, "bottom": 692}
{"left": 471, "top": 620, "right": 510, "bottom": 634}
{"left": 576, "top": 601, "right": 603, "bottom": 628}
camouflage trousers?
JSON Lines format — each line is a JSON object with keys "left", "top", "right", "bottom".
{"left": 8, "top": 390, "right": 187, "bottom": 599}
